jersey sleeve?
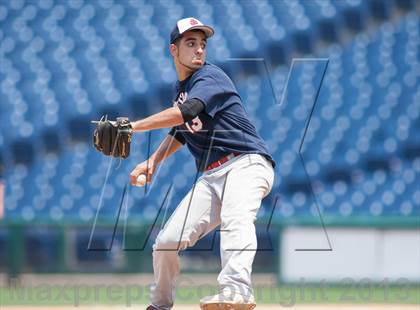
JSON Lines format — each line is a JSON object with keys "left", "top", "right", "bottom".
{"left": 187, "top": 72, "right": 226, "bottom": 118}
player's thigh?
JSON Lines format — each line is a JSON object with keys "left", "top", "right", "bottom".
{"left": 221, "top": 158, "right": 274, "bottom": 220}
{"left": 155, "top": 179, "right": 221, "bottom": 249}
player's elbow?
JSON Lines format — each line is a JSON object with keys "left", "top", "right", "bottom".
{"left": 177, "top": 98, "right": 205, "bottom": 122}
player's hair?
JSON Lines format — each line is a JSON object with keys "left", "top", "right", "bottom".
{"left": 172, "top": 29, "right": 207, "bottom": 47}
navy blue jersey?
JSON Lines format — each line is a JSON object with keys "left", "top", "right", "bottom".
{"left": 171, "top": 62, "right": 275, "bottom": 171}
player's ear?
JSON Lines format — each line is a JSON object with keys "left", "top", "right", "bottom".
{"left": 169, "top": 43, "right": 178, "bottom": 57}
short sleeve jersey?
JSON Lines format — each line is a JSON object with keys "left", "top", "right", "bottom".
{"left": 172, "top": 62, "right": 275, "bottom": 171}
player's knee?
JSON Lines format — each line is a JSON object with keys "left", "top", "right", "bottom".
{"left": 153, "top": 233, "right": 188, "bottom": 251}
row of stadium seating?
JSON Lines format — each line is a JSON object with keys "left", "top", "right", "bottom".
{"left": 4, "top": 146, "right": 419, "bottom": 221}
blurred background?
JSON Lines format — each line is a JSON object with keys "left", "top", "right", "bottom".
{"left": 0, "top": 0, "right": 419, "bottom": 307}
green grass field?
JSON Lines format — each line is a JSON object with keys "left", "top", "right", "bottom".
{"left": 1, "top": 284, "right": 419, "bottom": 306}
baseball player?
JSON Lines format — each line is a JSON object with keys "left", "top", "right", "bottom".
{"left": 129, "top": 17, "right": 275, "bottom": 310}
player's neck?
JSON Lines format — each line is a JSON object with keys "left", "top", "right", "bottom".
{"left": 175, "top": 59, "right": 195, "bottom": 81}
{"left": 176, "top": 66, "right": 194, "bottom": 81}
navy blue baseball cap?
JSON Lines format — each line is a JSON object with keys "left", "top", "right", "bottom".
{"left": 170, "top": 17, "right": 214, "bottom": 44}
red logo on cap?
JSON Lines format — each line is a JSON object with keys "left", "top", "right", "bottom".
{"left": 190, "top": 19, "right": 198, "bottom": 25}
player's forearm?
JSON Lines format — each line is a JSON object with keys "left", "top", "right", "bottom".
{"left": 131, "top": 107, "right": 184, "bottom": 132}
{"left": 150, "top": 134, "right": 183, "bottom": 165}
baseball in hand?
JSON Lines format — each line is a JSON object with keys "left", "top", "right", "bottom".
{"left": 136, "top": 174, "right": 147, "bottom": 187}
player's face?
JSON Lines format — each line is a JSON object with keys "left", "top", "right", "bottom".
{"left": 175, "top": 30, "right": 207, "bottom": 69}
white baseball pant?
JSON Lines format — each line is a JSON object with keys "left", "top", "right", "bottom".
{"left": 150, "top": 154, "right": 275, "bottom": 309}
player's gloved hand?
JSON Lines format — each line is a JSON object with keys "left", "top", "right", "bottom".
{"left": 92, "top": 116, "right": 132, "bottom": 158}
{"left": 130, "top": 159, "right": 156, "bottom": 186}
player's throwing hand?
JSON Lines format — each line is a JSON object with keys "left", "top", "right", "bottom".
{"left": 129, "top": 159, "right": 156, "bottom": 186}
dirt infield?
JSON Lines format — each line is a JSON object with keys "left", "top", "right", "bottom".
{"left": 2, "top": 306, "right": 419, "bottom": 310}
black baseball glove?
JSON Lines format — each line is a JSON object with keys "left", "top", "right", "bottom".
{"left": 93, "top": 116, "right": 132, "bottom": 158}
